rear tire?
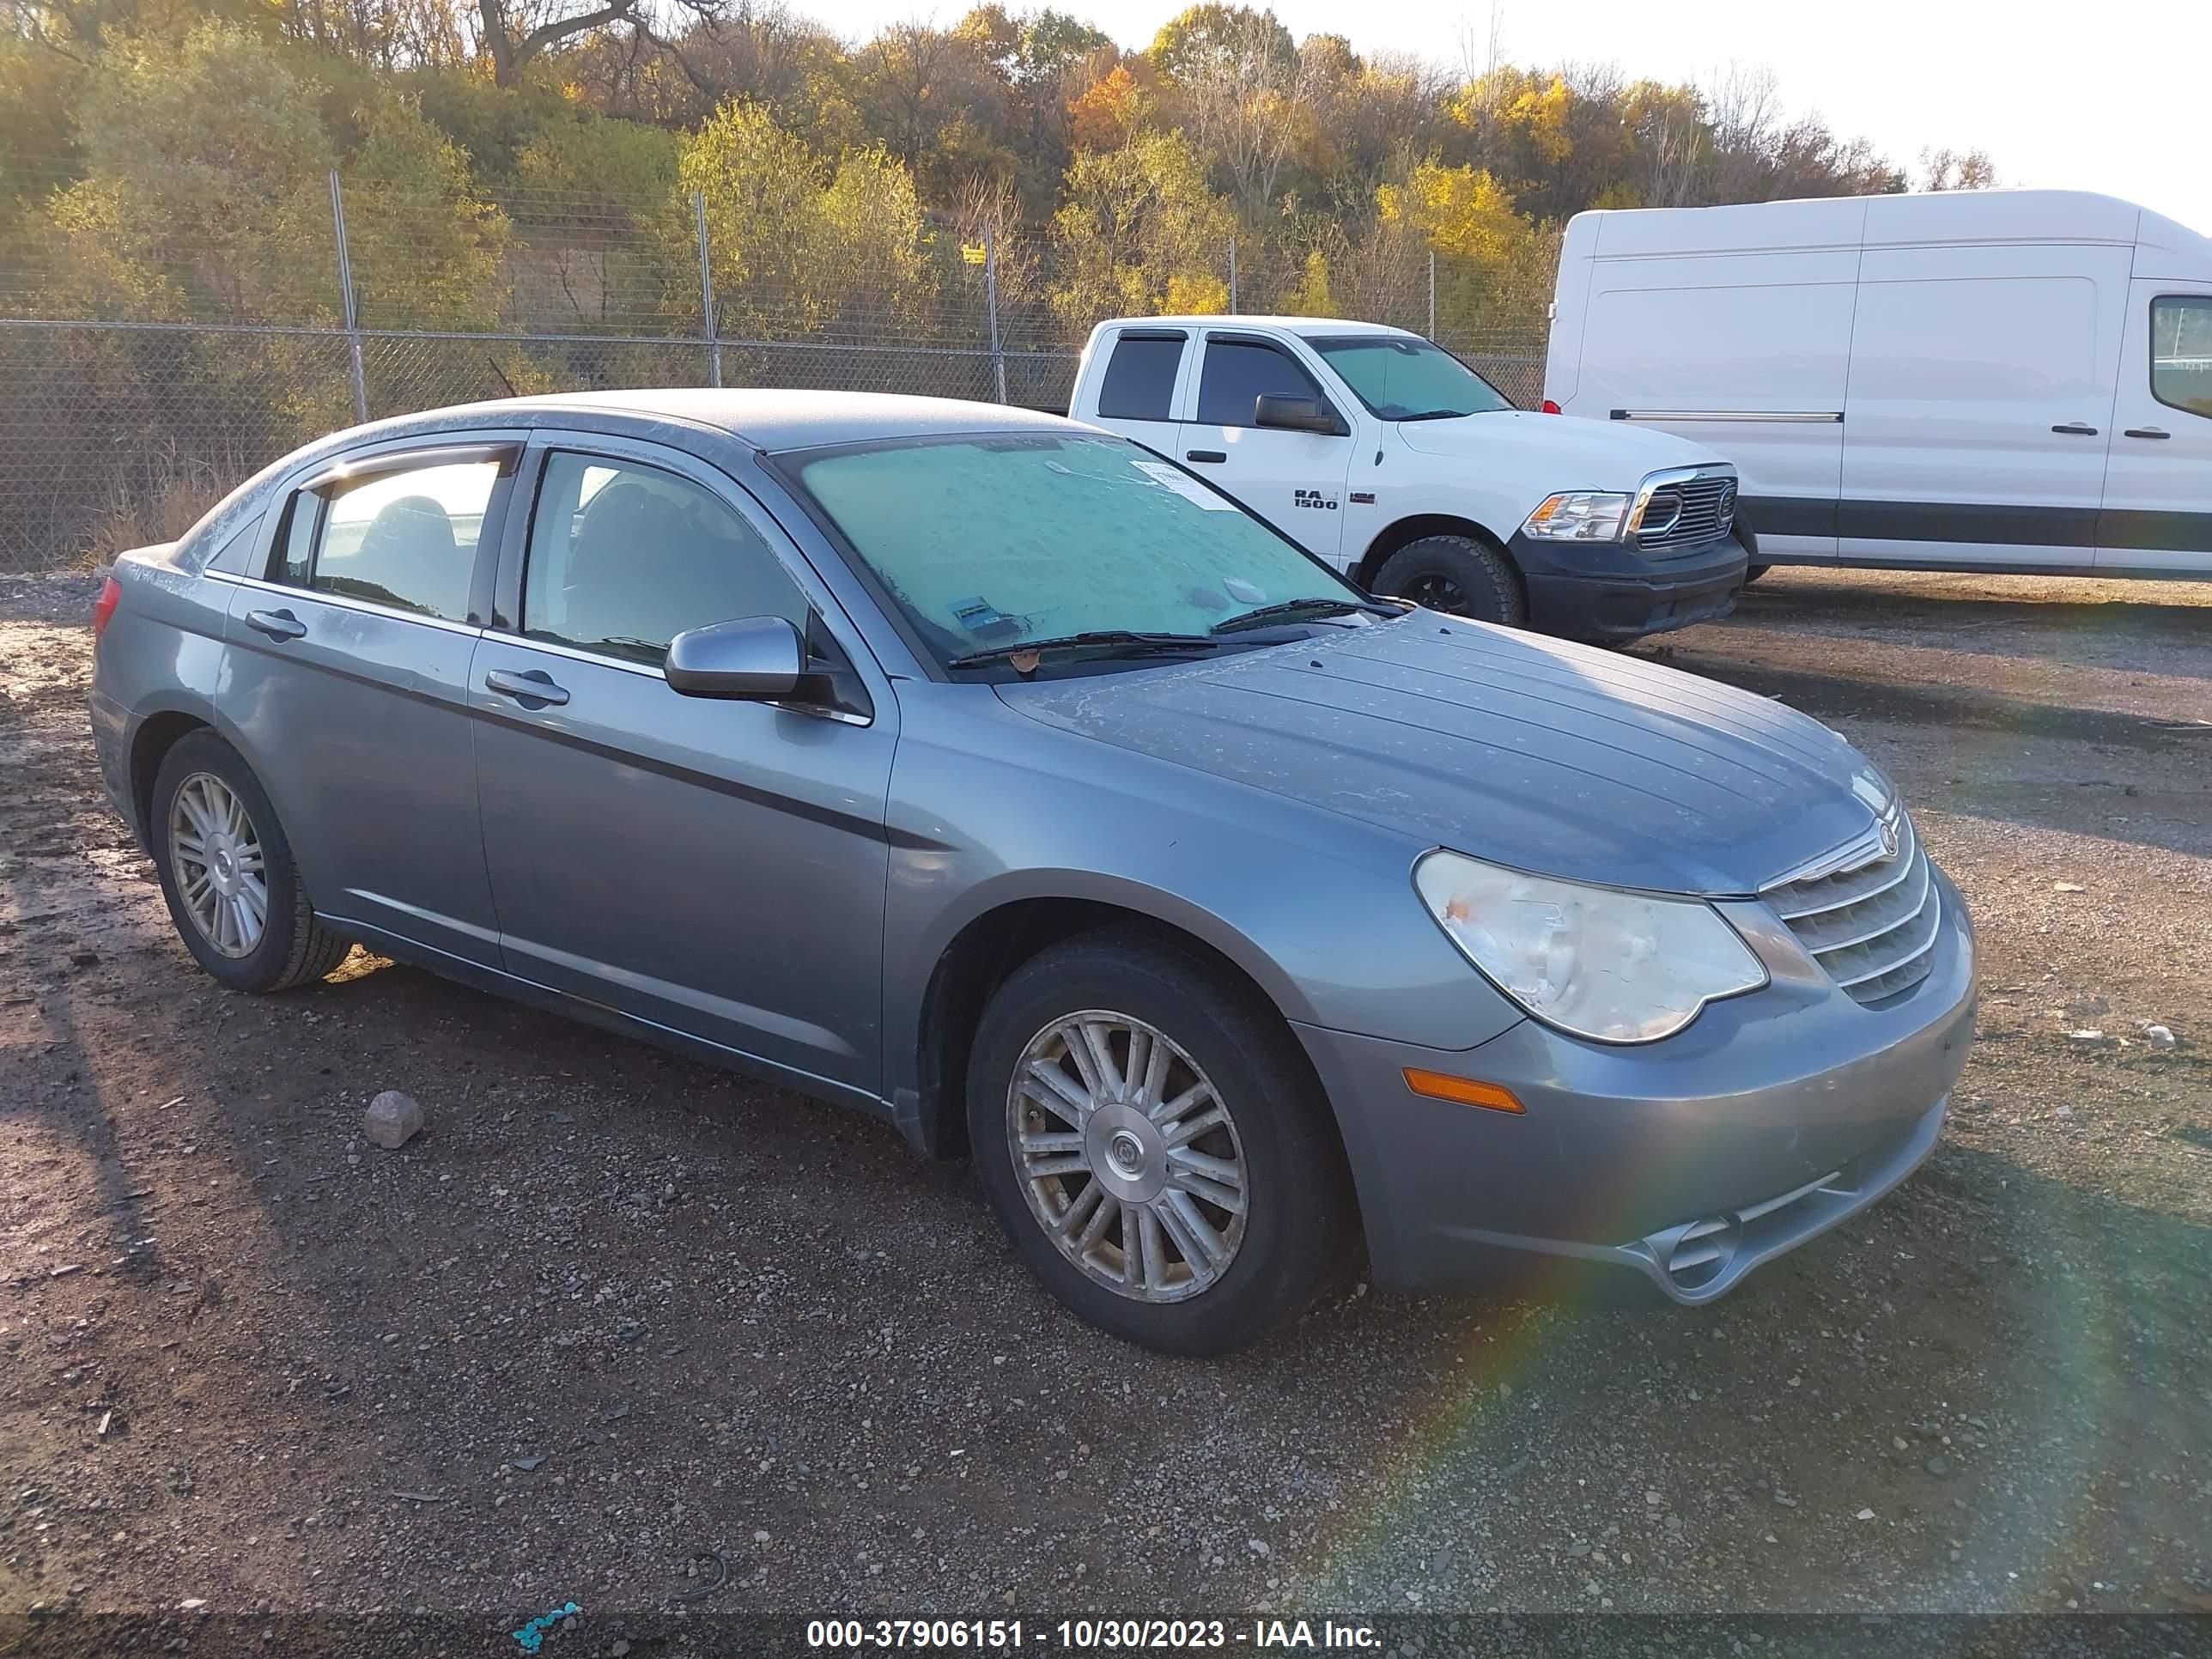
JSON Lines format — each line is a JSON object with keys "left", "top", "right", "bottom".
{"left": 1371, "top": 534, "right": 1527, "bottom": 627}
{"left": 149, "top": 731, "right": 349, "bottom": 994}
{"left": 967, "top": 926, "right": 1355, "bottom": 1355}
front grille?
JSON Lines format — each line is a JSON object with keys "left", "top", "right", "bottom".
{"left": 1636, "top": 472, "right": 1737, "bottom": 553}
{"left": 1764, "top": 805, "right": 1940, "bottom": 1004}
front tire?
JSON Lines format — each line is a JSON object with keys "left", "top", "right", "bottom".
{"left": 1744, "top": 563, "right": 1772, "bottom": 584}
{"left": 149, "top": 731, "right": 349, "bottom": 994}
{"left": 967, "top": 927, "right": 1355, "bottom": 1355}
{"left": 1371, "top": 533, "right": 1526, "bottom": 627}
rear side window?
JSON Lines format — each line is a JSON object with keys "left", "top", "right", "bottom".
{"left": 1097, "top": 333, "right": 1185, "bottom": 421}
{"left": 1196, "top": 340, "right": 1328, "bottom": 428}
{"left": 2151, "top": 295, "right": 2212, "bottom": 418}
{"left": 521, "top": 453, "right": 806, "bottom": 667}
{"left": 270, "top": 459, "right": 501, "bottom": 623}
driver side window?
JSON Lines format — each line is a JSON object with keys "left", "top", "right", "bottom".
{"left": 522, "top": 452, "right": 807, "bottom": 667}
{"left": 1196, "top": 340, "right": 1333, "bottom": 428}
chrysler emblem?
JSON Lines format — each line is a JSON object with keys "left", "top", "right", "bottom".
{"left": 1878, "top": 816, "right": 1899, "bottom": 860}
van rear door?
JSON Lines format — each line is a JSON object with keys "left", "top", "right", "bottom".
{"left": 1842, "top": 222, "right": 2129, "bottom": 570}
{"left": 2100, "top": 286, "right": 2212, "bottom": 574}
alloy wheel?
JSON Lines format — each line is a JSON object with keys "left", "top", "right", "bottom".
{"left": 1006, "top": 1010, "right": 1249, "bottom": 1303}
{"left": 168, "top": 772, "right": 268, "bottom": 958}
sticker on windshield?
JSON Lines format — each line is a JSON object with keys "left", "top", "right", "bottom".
{"left": 1133, "top": 460, "right": 1239, "bottom": 511}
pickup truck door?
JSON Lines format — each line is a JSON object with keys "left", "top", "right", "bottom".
{"left": 1179, "top": 332, "right": 1354, "bottom": 565}
{"left": 1085, "top": 325, "right": 1192, "bottom": 459}
{"left": 2100, "top": 287, "right": 2212, "bottom": 574}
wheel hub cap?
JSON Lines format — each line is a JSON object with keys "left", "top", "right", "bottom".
{"left": 1087, "top": 1108, "right": 1166, "bottom": 1203}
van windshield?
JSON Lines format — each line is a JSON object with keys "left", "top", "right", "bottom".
{"left": 1305, "top": 335, "right": 1516, "bottom": 421}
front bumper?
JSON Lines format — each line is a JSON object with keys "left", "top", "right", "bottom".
{"left": 1513, "top": 529, "right": 1749, "bottom": 643}
{"left": 1296, "top": 866, "right": 1977, "bottom": 1305}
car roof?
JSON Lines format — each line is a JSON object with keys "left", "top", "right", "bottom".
{"left": 1109, "top": 315, "right": 1423, "bottom": 339}
{"left": 405, "top": 388, "right": 1087, "bottom": 453}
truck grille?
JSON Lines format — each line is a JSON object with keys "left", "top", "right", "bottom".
{"left": 1636, "top": 471, "right": 1738, "bottom": 553}
{"left": 1763, "top": 805, "right": 1939, "bottom": 1005}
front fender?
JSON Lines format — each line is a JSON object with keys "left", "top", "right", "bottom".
{"left": 878, "top": 686, "right": 1528, "bottom": 1113}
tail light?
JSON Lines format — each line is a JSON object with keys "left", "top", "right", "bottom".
{"left": 92, "top": 575, "right": 120, "bottom": 641}
{"left": 1540, "top": 399, "right": 1563, "bottom": 415}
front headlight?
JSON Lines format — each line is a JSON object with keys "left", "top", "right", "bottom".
{"left": 1522, "top": 491, "right": 1632, "bottom": 541}
{"left": 1414, "top": 850, "right": 1767, "bottom": 1043}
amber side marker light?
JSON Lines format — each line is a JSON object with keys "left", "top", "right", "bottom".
{"left": 1402, "top": 1068, "right": 1525, "bottom": 1114}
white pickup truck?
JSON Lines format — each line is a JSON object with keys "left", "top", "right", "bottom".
{"left": 1070, "top": 315, "right": 1750, "bottom": 641}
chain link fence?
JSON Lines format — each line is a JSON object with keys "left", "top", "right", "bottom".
{"left": 0, "top": 160, "right": 1551, "bottom": 571}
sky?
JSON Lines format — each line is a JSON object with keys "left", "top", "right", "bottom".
{"left": 828, "top": 0, "right": 2212, "bottom": 236}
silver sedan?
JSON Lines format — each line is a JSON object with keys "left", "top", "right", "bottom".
{"left": 88, "top": 391, "right": 1975, "bottom": 1352}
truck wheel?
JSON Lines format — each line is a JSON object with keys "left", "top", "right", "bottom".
{"left": 966, "top": 926, "right": 1355, "bottom": 1355}
{"left": 149, "top": 731, "right": 351, "bottom": 994}
{"left": 1372, "top": 535, "right": 1526, "bottom": 627}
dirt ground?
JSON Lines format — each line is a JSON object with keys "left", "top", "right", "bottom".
{"left": 3, "top": 565, "right": 2209, "bottom": 1644}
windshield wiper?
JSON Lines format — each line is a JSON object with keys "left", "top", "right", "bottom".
{"left": 945, "top": 630, "right": 1224, "bottom": 670}
{"left": 1210, "top": 596, "right": 1400, "bottom": 634}
{"left": 1395, "top": 408, "right": 1474, "bottom": 422}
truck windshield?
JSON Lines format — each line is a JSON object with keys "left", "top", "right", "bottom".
{"left": 1305, "top": 336, "right": 1516, "bottom": 420}
{"left": 787, "top": 433, "right": 1369, "bottom": 669}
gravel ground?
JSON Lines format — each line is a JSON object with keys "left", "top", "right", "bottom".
{"left": 2, "top": 565, "right": 2209, "bottom": 1642}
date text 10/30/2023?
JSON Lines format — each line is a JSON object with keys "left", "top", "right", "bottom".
{"left": 805, "top": 1620, "right": 1381, "bottom": 1650}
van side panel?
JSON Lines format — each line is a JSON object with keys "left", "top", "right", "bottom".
{"left": 1543, "top": 212, "right": 1603, "bottom": 408}
{"left": 1839, "top": 228, "right": 2130, "bottom": 569}
{"left": 1559, "top": 198, "right": 1866, "bottom": 561}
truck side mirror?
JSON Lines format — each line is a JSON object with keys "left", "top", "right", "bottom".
{"left": 1254, "top": 394, "right": 1346, "bottom": 436}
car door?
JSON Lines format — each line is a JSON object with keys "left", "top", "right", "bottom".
{"left": 1179, "top": 333, "right": 1354, "bottom": 562}
{"left": 2100, "top": 288, "right": 2212, "bottom": 573}
{"left": 218, "top": 440, "right": 515, "bottom": 966}
{"left": 470, "top": 434, "right": 896, "bottom": 1096}
{"left": 1840, "top": 243, "right": 2130, "bottom": 568}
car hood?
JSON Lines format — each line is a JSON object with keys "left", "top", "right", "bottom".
{"left": 994, "top": 615, "right": 1883, "bottom": 896}
{"left": 1394, "top": 409, "right": 1723, "bottom": 481}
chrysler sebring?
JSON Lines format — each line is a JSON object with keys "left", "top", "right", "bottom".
{"left": 88, "top": 391, "right": 1975, "bottom": 1353}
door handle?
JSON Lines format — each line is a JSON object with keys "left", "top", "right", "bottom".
{"left": 244, "top": 608, "right": 307, "bottom": 641}
{"left": 2123, "top": 427, "right": 2171, "bottom": 441}
{"left": 1185, "top": 449, "right": 1227, "bottom": 464}
{"left": 483, "top": 666, "right": 570, "bottom": 707}
{"left": 2050, "top": 422, "right": 2100, "bottom": 436}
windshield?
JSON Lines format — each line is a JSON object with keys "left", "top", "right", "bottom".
{"left": 789, "top": 434, "right": 1367, "bottom": 667}
{"left": 1305, "top": 335, "right": 1515, "bottom": 420}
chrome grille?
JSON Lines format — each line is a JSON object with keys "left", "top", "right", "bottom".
{"left": 1636, "top": 471, "right": 1738, "bottom": 553}
{"left": 1765, "top": 805, "right": 1939, "bottom": 1005}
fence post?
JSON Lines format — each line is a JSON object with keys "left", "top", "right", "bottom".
{"left": 1427, "top": 251, "right": 1437, "bottom": 341}
{"left": 1227, "top": 237, "right": 1238, "bottom": 313}
{"left": 695, "top": 191, "right": 721, "bottom": 389}
{"left": 327, "top": 172, "right": 368, "bottom": 424}
{"left": 984, "top": 222, "right": 1006, "bottom": 404}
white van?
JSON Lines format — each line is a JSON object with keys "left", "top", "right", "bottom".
{"left": 1544, "top": 190, "right": 2212, "bottom": 578}
{"left": 1071, "top": 315, "right": 1751, "bottom": 641}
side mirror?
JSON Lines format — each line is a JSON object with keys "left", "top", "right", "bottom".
{"left": 664, "top": 615, "right": 805, "bottom": 700}
{"left": 1253, "top": 393, "right": 1345, "bottom": 435}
